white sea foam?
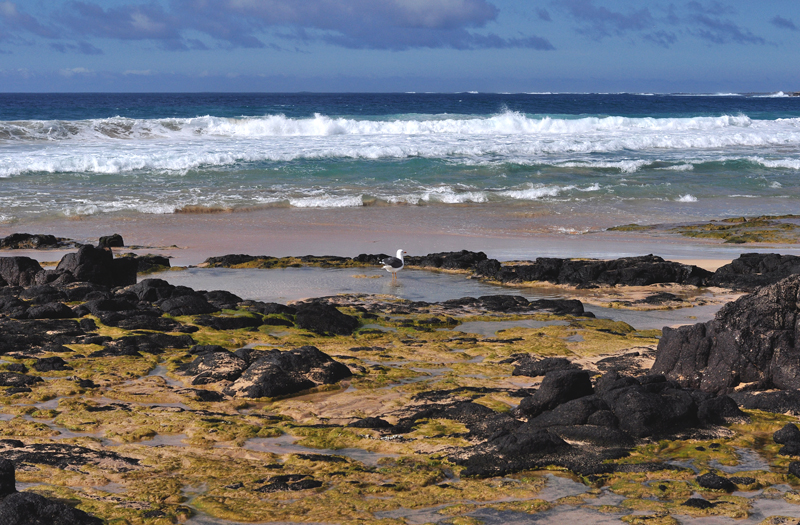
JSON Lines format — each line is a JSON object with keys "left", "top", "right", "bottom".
{"left": 657, "top": 164, "right": 695, "bottom": 171}
{"left": 677, "top": 194, "right": 698, "bottom": 202}
{"left": 498, "top": 184, "right": 563, "bottom": 200}
{"left": 0, "top": 112, "right": 770, "bottom": 143}
{"left": 750, "top": 157, "right": 800, "bottom": 170}
{"left": 3, "top": 112, "right": 799, "bottom": 180}
{"left": 288, "top": 195, "right": 364, "bottom": 208}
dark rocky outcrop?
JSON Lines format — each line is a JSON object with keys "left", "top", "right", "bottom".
{"left": 0, "top": 492, "right": 103, "bottom": 525}
{"left": 348, "top": 417, "right": 392, "bottom": 429}
{"left": 710, "top": 253, "right": 800, "bottom": 291}
{"left": 224, "top": 346, "right": 352, "bottom": 398}
{"left": 27, "top": 302, "right": 76, "bottom": 320}
{"left": 0, "top": 459, "right": 14, "bottom": 496}
{"left": 696, "top": 472, "right": 736, "bottom": 492}
{"left": 158, "top": 294, "right": 219, "bottom": 316}
{"left": 0, "top": 440, "right": 139, "bottom": 472}
{"left": 0, "top": 233, "right": 62, "bottom": 249}
{"left": 483, "top": 254, "right": 712, "bottom": 288}
{"left": 0, "top": 318, "right": 86, "bottom": 355}
{"left": 294, "top": 302, "right": 359, "bottom": 336}
{"left": 0, "top": 373, "right": 44, "bottom": 387}
{"left": 0, "top": 257, "right": 43, "bottom": 287}
{"left": 512, "top": 356, "right": 577, "bottom": 377}
{"left": 203, "top": 290, "right": 243, "bottom": 310}
{"left": 405, "top": 250, "right": 488, "bottom": 271}
{"left": 55, "top": 245, "right": 137, "bottom": 288}
{"left": 182, "top": 350, "right": 248, "bottom": 384}
{"left": 193, "top": 314, "right": 263, "bottom": 331}
{"left": 98, "top": 233, "right": 124, "bottom": 248}
{"left": 33, "top": 356, "right": 71, "bottom": 372}
{"left": 517, "top": 370, "right": 593, "bottom": 418}
{"left": 652, "top": 275, "right": 800, "bottom": 395}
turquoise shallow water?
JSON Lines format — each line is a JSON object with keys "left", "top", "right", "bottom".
{"left": 1, "top": 93, "right": 799, "bottom": 227}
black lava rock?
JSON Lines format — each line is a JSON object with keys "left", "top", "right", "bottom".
{"left": 710, "top": 253, "right": 800, "bottom": 291}
{"left": 775, "top": 423, "right": 800, "bottom": 445}
{"left": 98, "top": 233, "right": 124, "bottom": 248}
{"left": 513, "top": 356, "right": 577, "bottom": 377}
{"left": 0, "top": 458, "right": 15, "bottom": 496}
{"left": 348, "top": 417, "right": 393, "bottom": 429}
{"left": 55, "top": 245, "right": 137, "bottom": 287}
{"left": 33, "top": 356, "right": 71, "bottom": 372}
{"left": 158, "top": 294, "right": 219, "bottom": 316}
{"left": 224, "top": 346, "right": 352, "bottom": 398}
{"left": 517, "top": 369, "right": 593, "bottom": 418}
{"left": 696, "top": 472, "right": 736, "bottom": 492}
{"left": 0, "top": 491, "right": 103, "bottom": 525}
{"left": 294, "top": 302, "right": 359, "bottom": 336}
{"left": 653, "top": 275, "right": 800, "bottom": 394}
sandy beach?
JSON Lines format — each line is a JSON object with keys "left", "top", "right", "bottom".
{"left": 4, "top": 206, "right": 798, "bottom": 269}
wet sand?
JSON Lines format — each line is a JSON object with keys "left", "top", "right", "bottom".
{"left": 4, "top": 206, "right": 799, "bottom": 267}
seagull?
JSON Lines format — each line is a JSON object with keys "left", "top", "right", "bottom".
{"left": 380, "top": 249, "right": 407, "bottom": 281}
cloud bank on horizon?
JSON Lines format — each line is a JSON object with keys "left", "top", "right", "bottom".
{"left": 0, "top": 0, "right": 798, "bottom": 92}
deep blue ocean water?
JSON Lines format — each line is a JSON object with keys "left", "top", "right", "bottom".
{"left": 1, "top": 92, "right": 799, "bottom": 226}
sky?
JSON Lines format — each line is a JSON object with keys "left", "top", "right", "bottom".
{"left": 0, "top": 0, "right": 798, "bottom": 93}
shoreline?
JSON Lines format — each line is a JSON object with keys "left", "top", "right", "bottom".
{"left": 3, "top": 206, "right": 799, "bottom": 268}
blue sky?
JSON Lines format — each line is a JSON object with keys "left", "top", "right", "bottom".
{"left": 0, "top": 0, "right": 798, "bottom": 92}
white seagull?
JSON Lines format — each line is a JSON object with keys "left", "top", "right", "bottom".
{"left": 380, "top": 249, "right": 407, "bottom": 281}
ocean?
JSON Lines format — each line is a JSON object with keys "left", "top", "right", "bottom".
{"left": 1, "top": 92, "right": 799, "bottom": 230}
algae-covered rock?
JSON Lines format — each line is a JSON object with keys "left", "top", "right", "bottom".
{"left": 224, "top": 346, "right": 352, "bottom": 398}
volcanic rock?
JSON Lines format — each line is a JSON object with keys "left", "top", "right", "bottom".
{"left": 775, "top": 423, "right": 800, "bottom": 445}
{"left": 0, "top": 492, "right": 103, "bottom": 525}
{"left": 158, "top": 294, "right": 219, "bottom": 316}
{"left": 710, "top": 253, "right": 800, "bottom": 291}
{"left": 513, "top": 356, "right": 577, "bottom": 377}
{"left": 33, "top": 356, "right": 71, "bottom": 372}
{"left": 19, "top": 285, "right": 67, "bottom": 304}
{"left": 0, "top": 373, "right": 43, "bottom": 388}
{"left": 294, "top": 302, "right": 359, "bottom": 336}
{"left": 488, "top": 254, "right": 712, "bottom": 287}
{"left": 0, "top": 233, "right": 60, "bottom": 249}
{"left": 193, "top": 314, "right": 263, "bottom": 331}
{"left": 406, "top": 250, "right": 488, "bottom": 270}
{"left": 0, "top": 257, "right": 43, "bottom": 287}
{"left": 182, "top": 350, "right": 248, "bottom": 384}
{"left": 696, "top": 472, "right": 736, "bottom": 492}
{"left": 203, "top": 290, "right": 243, "bottom": 310}
{"left": 0, "top": 458, "right": 14, "bottom": 496}
{"left": 55, "top": 245, "right": 137, "bottom": 287}
{"left": 348, "top": 417, "right": 392, "bottom": 429}
{"left": 27, "top": 302, "right": 76, "bottom": 320}
{"left": 517, "top": 369, "right": 594, "bottom": 418}
{"left": 98, "top": 233, "right": 124, "bottom": 248}
{"left": 224, "top": 346, "right": 352, "bottom": 398}
{"left": 652, "top": 275, "right": 800, "bottom": 394}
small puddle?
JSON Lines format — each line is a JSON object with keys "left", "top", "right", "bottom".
{"left": 470, "top": 506, "right": 627, "bottom": 525}
{"left": 93, "top": 481, "right": 127, "bottom": 494}
{"left": 242, "top": 434, "right": 397, "bottom": 466}
{"left": 136, "top": 433, "right": 189, "bottom": 447}
{"left": 709, "top": 447, "right": 771, "bottom": 473}
{"left": 146, "top": 364, "right": 184, "bottom": 387}
{"left": 534, "top": 473, "right": 589, "bottom": 502}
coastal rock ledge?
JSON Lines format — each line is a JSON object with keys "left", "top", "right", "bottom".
{"left": 652, "top": 274, "right": 800, "bottom": 395}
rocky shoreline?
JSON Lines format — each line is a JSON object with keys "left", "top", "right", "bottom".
{"left": 2, "top": 237, "right": 800, "bottom": 523}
